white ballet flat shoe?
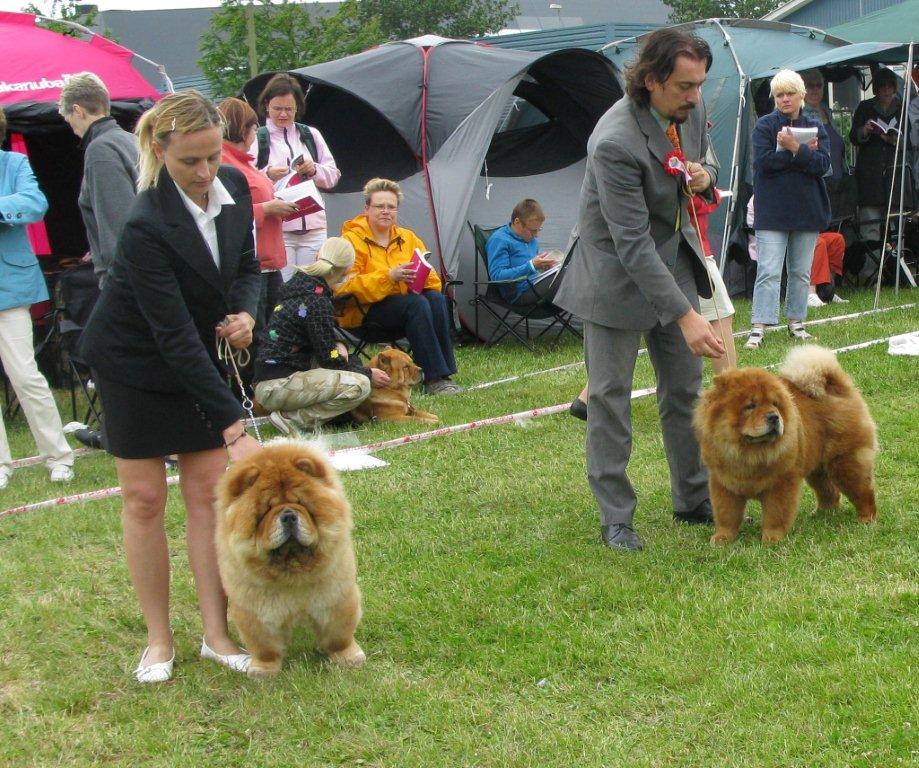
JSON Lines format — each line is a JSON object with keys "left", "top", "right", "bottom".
{"left": 134, "top": 647, "right": 175, "bottom": 684}
{"left": 200, "top": 638, "right": 251, "bottom": 673}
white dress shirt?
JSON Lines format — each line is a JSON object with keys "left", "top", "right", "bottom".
{"left": 173, "top": 175, "right": 236, "bottom": 269}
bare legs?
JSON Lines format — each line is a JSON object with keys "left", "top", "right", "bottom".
{"left": 117, "top": 447, "right": 242, "bottom": 667}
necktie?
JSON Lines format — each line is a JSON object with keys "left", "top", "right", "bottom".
{"left": 666, "top": 122, "right": 682, "bottom": 151}
{"left": 666, "top": 122, "right": 684, "bottom": 230}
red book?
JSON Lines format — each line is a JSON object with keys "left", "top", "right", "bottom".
{"left": 408, "top": 248, "right": 433, "bottom": 294}
{"left": 274, "top": 174, "right": 324, "bottom": 221}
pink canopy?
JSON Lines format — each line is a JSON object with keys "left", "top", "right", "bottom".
{"left": 0, "top": 11, "right": 161, "bottom": 111}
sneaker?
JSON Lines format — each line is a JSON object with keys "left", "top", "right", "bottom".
{"left": 744, "top": 329, "right": 765, "bottom": 350}
{"left": 0, "top": 468, "right": 10, "bottom": 490}
{"left": 788, "top": 322, "right": 814, "bottom": 341}
{"left": 807, "top": 293, "right": 825, "bottom": 308}
{"left": 268, "top": 410, "right": 296, "bottom": 436}
{"left": 424, "top": 379, "right": 464, "bottom": 395}
{"left": 831, "top": 293, "right": 849, "bottom": 303}
{"left": 49, "top": 465, "right": 74, "bottom": 483}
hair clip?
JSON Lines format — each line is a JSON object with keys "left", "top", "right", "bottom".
{"left": 170, "top": 117, "right": 176, "bottom": 131}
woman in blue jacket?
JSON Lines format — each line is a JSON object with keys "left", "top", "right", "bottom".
{"left": 0, "top": 106, "right": 74, "bottom": 489}
{"left": 746, "top": 69, "right": 830, "bottom": 350}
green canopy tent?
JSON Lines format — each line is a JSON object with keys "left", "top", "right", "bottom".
{"left": 827, "top": 0, "right": 919, "bottom": 45}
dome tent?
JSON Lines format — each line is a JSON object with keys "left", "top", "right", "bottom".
{"left": 241, "top": 36, "right": 622, "bottom": 339}
{"left": 0, "top": 11, "right": 169, "bottom": 259}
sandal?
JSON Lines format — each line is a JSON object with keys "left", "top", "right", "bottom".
{"left": 744, "top": 328, "right": 765, "bottom": 350}
{"left": 788, "top": 322, "right": 814, "bottom": 341}
{"left": 134, "top": 646, "right": 174, "bottom": 684}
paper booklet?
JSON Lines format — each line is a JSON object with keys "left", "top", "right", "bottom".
{"left": 274, "top": 171, "right": 324, "bottom": 222}
{"left": 530, "top": 248, "right": 565, "bottom": 285}
{"left": 408, "top": 248, "right": 433, "bottom": 294}
{"left": 869, "top": 117, "right": 899, "bottom": 135}
{"left": 775, "top": 125, "right": 817, "bottom": 151}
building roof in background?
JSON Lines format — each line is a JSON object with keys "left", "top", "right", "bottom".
{"left": 480, "top": 22, "right": 661, "bottom": 52}
{"left": 762, "top": 0, "right": 814, "bottom": 20}
{"left": 827, "top": 0, "right": 919, "bottom": 44}
{"left": 93, "top": 1, "right": 673, "bottom": 82}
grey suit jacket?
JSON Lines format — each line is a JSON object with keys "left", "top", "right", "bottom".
{"left": 555, "top": 96, "right": 718, "bottom": 331}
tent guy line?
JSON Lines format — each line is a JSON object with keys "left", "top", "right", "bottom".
{"left": 0, "top": 333, "right": 906, "bottom": 520}
{"left": 8, "top": 302, "right": 915, "bottom": 470}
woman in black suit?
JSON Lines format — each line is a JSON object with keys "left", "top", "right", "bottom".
{"left": 80, "top": 91, "right": 261, "bottom": 683}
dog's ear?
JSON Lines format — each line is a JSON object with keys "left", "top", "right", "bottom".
{"left": 227, "top": 465, "right": 260, "bottom": 497}
{"left": 294, "top": 455, "right": 329, "bottom": 482}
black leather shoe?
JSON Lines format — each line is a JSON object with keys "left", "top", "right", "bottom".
{"left": 74, "top": 428, "right": 104, "bottom": 450}
{"left": 601, "top": 523, "right": 644, "bottom": 551}
{"left": 674, "top": 498, "right": 714, "bottom": 525}
{"left": 569, "top": 397, "right": 587, "bottom": 421}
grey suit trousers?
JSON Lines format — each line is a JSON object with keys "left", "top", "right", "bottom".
{"left": 583, "top": 249, "right": 709, "bottom": 526}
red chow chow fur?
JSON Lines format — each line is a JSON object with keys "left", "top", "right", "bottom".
{"left": 693, "top": 345, "right": 878, "bottom": 544}
{"left": 214, "top": 441, "right": 365, "bottom": 677}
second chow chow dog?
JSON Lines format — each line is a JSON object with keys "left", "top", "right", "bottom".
{"left": 693, "top": 345, "right": 878, "bottom": 544}
{"left": 214, "top": 441, "right": 365, "bottom": 677}
{"left": 352, "top": 347, "right": 439, "bottom": 424}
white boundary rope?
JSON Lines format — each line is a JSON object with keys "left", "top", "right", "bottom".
{"left": 1, "top": 335, "right": 903, "bottom": 519}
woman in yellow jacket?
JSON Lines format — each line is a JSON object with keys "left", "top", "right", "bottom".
{"left": 338, "top": 177, "right": 461, "bottom": 395}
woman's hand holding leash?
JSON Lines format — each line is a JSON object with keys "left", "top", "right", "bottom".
{"left": 217, "top": 313, "right": 255, "bottom": 350}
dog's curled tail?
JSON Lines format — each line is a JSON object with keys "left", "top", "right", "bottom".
{"left": 780, "top": 344, "right": 851, "bottom": 399}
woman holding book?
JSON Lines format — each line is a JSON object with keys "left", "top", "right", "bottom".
{"left": 251, "top": 73, "right": 340, "bottom": 281}
{"left": 217, "top": 97, "right": 298, "bottom": 335}
{"left": 253, "top": 237, "right": 389, "bottom": 436}
{"left": 745, "top": 69, "right": 830, "bottom": 350}
{"left": 849, "top": 67, "right": 902, "bottom": 236}
{"left": 337, "top": 177, "right": 461, "bottom": 396}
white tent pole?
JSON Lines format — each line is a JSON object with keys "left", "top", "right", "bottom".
{"left": 710, "top": 19, "right": 748, "bottom": 272}
{"left": 873, "top": 44, "right": 915, "bottom": 308}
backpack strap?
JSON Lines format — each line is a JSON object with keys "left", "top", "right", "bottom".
{"left": 296, "top": 123, "right": 317, "bottom": 162}
{"left": 255, "top": 126, "right": 269, "bottom": 170}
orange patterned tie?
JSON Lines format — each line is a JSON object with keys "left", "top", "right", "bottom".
{"left": 666, "top": 122, "right": 681, "bottom": 150}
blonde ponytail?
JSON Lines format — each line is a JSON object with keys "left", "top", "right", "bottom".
{"left": 135, "top": 90, "right": 225, "bottom": 191}
{"left": 299, "top": 237, "right": 356, "bottom": 279}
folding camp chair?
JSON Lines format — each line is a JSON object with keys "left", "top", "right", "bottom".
{"left": 468, "top": 222, "right": 582, "bottom": 351}
{"left": 56, "top": 263, "right": 103, "bottom": 428}
{"left": 332, "top": 293, "right": 411, "bottom": 360}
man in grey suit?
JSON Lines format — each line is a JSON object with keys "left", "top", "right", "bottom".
{"left": 554, "top": 28, "right": 726, "bottom": 551}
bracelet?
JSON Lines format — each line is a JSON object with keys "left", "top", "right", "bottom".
{"left": 225, "top": 430, "right": 247, "bottom": 448}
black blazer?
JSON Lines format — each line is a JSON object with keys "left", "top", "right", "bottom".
{"left": 80, "top": 164, "right": 261, "bottom": 433}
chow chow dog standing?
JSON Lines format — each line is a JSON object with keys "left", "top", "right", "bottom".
{"left": 693, "top": 345, "right": 878, "bottom": 544}
{"left": 215, "top": 441, "right": 365, "bottom": 677}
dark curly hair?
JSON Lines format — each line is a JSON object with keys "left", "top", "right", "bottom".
{"left": 625, "top": 27, "right": 712, "bottom": 107}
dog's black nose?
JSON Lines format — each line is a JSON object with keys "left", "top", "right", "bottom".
{"left": 280, "top": 509, "right": 298, "bottom": 526}
{"left": 766, "top": 412, "right": 780, "bottom": 427}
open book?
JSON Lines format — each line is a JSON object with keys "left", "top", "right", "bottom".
{"left": 274, "top": 171, "right": 324, "bottom": 222}
{"left": 408, "top": 248, "right": 433, "bottom": 294}
{"left": 775, "top": 125, "right": 817, "bottom": 151}
{"left": 868, "top": 116, "right": 899, "bottom": 135}
{"left": 530, "top": 248, "right": 565, "bottom": 284}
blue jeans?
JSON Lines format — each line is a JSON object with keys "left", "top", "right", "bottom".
{"left": 751, "top": 230, "right": 818, "bottom": 326}
{"left": 364, "top": 290, "right": 457, "bottom": 381}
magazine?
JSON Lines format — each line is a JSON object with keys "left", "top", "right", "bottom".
{"left": 408, "top": 248, "right": 433, "bottom": 294}
{"left": 273, "top": 171, "right": 324, "bottom": 221}
{"left": 530, "top": 248, "right": 565, "bottom": 284}
{"left": 775, "top": 126, "right": 818, "bottom": 151}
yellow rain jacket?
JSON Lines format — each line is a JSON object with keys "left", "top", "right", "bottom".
{"left": 336, "top": 214, "right": 442, "bottom": 329}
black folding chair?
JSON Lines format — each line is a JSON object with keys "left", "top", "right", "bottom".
{"left": 468, "top": 222, "right": 581, "bottom": 351}
{"left": 56, "top": 264, "right": 103, "bottom": 427}
{"left": 332, "top": 293, "right": 411, "bottom": 360}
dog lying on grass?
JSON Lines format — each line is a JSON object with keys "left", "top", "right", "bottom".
{"left": 352, "top": 347, "right": 439, "bottom": 424}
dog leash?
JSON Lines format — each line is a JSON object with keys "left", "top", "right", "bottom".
{"left": 215, "top": 330, "right": 264, "bottom": 445}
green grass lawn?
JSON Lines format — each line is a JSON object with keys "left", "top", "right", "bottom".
{"left": 0, "top": 289, "right": 916, "bottom": 767}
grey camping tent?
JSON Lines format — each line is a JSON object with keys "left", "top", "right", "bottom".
{"left": 241, "top": 36, "right": 622, "bottom": 338}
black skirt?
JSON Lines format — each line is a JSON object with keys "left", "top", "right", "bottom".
{"left": 95, "top": 375, "right": 225, "bottom": 459}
